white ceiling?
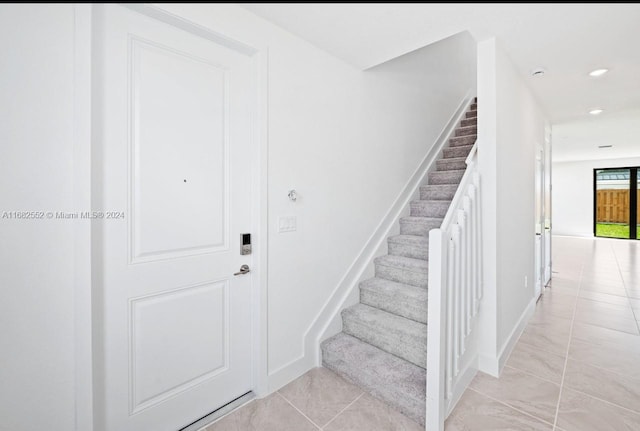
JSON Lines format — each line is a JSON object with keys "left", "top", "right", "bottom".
{"left": 242, "top": 3, "right": 640, "bottom": 157}
{"left": 553, "top": 110, "right": 640, "bottom": 162}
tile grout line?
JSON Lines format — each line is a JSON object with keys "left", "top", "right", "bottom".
{"left": 560, "top": 384, "right": 640, "bottom": 416}
{"left": 561, "top": 347, "right": 640, "bottom": 379}
{"left": 513, "top": 338, "right": 570, "bottom": 360}
{"left": 552, "top": 261, "right": 584, "bottom": 431}
{"left": 275, "top": 391, "right": 323, "bottom": 430}
{"left": 501, "top": 364, "right": 562, "bottom": 388}
{"left": 319, "top": 392, "right": 364, "bottom": 430}
{"left": 466, "top": 387, "right": 556, "bottom": 427}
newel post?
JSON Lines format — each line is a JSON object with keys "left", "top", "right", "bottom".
{"left": 426, "top": 228, "right": 447, "bottom": 431}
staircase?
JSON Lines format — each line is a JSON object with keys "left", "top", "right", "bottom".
{"left": 321, "top": 100, "right": 477, "bottom": 426}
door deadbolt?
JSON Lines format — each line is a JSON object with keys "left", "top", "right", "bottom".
{"left": 240, "top": 233, "right": 252, "bottom": 255}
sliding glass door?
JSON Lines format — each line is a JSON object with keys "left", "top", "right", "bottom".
{"left": 594, "top": 167, "right": 639, "bottom": 239}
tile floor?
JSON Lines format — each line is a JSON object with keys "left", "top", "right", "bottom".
{"left": 447, "top": 236, "right": 640, "bottom": 431}
{"left": 202, "top": 236, "right": 640, "bottom": 430}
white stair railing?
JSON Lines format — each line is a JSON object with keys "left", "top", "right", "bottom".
{"left": 426, "top": 142, "right": 483, "bottom": 430}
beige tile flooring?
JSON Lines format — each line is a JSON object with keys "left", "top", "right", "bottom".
{"left": 202, "top": 367, "right": 422, "bottom": 431}
{"left": 447, "top": 236, "right": 640, "bottom": 431}
{"left": 202, "top": 236, "right": 640, "bottom": 430}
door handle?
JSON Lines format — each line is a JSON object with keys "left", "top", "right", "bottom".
{"left": 234, "top": 264, "right": 250, "bottom": 276}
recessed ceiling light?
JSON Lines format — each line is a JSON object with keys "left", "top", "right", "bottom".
{"left": 531, "top": 67, "right": 546, "bottom": 77}
{"left": 589, "top": 108, "right": 604, "bottom": 115}
{"left": 589, "top": 68, "right": 609, "bottom": 77}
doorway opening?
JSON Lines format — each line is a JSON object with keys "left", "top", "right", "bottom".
{"left": 593, "top": 167, "right": 639, "bottom": 239}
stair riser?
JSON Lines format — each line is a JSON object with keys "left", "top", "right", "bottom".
{"left": 449, "top": 135, "right": 476, "bottom": 147}
{"left": 461, "top": 117, "right": 477, "bottom": 127}
{"left": 399, "top": 219, "right": 442, "bottom": 236}
{"left": 437, "top": 159, "right": 466, "bottom": 171}
{"left": 342, "top": 314, "right": 427, "bottom": 368}
{"left": 360, "top": 288, "right": 427, "bottom": 324}
{"left": 375, "top": 263, "right": 428, "bottom": 288}
{"left": 420, "top": 185, "right": 457, "bottom": 200}
{"left": 429, "top": 171, "right": 464, "bottom": 185}
{"left": 388, "top": 240, "right": 429, "bottom": 260}
{"left": 411, "top": 201, "right": 450, "bottom": 218}
{"left": 443, "top": 145, "right": 473, "bottom": 159}
{"left": 470, "top": 103, "right": 477, "bottom": 111}
{"left": 466, "top": 110, "right": 477, "bottom": 119}
{"left": 455, "top": 126, "right": 477, "bottom": 137}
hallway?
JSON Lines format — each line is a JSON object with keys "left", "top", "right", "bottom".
{"left": 202, "top": 236, "right": 640, "bottom": 430}
{"left": 447, "top": 235, "right": 640, "bottom": 430}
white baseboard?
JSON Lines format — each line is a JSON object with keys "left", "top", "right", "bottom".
{"left": 301, "top": 91, "right": 476, "bottom": 368}
{"left": 553, "top": 231, "right": 592, "bottom": 238}
{"left": 266, "top": 354, "right": 314, "bottom": 394}
{"left": 478, "top": 296, "right": 536, "bottom": 377}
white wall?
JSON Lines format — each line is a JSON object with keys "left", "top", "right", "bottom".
{"left": 553, "top": 157, "right": 640, "bottom": 237}
{"left": 0, "top": 4, "right": 76, "bottom": 431}
{"left": 154, "top": 4, "right": 477, "bottom": 384}
{"left": 477, "top": 38, "right": 547, "bottom": 374}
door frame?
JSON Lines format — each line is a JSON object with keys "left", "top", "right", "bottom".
{"left": 72, "top": 4, "right": 269, "bottom": 430}
{"left": 534, "top": 150, "right": 545, "bottom": 299}
{"left": 593, "top": 166, "right": 639, "bottom": 239}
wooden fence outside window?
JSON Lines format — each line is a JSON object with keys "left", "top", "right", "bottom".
{"left": 596, "top": 189, "right": 640, "bottom": 223}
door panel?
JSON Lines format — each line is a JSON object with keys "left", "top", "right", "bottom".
{"left": 130, "top": 281, "right": 229, "bottom": 413}
{"left": 132, "top": 37, "right": 229, "bottom": 260}
{"left": 94, "top": 5, "right": 254, "bottom": 430}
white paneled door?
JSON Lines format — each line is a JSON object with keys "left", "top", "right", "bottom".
{"left": 94, "top": 5, "right": 254, "bottom": 430}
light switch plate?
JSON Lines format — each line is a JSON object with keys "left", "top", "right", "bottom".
{"left": 278, "top": 216, "right": 297, "bottom": 233}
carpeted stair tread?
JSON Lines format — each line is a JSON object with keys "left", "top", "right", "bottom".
{"left": 461, "top": 117, "right": 477, "bottom": 127}
{"left": 465, "top": 110, "right": 477, "bottom": 119}
{"left": 443, "top": 144, "right": 474, "bottom": 159}
{"left": 420, "top": 184, "right": 458, "bottom": 201}
{"left": 341, "top": 303, "right": 427, "bottom": 368}
{"left": 360, "top": 277, "right": 428, "bottom": 323}
{"left": 455, "top": 125, "right": 477, "bottom": 137}
{"left": 410, "top": 200, "right": 451, "bottom": 218}
{"left": 374, "top": 254, "right": 428, "bottom": 287}
{"left": 321, "top": 333, "right": 426, "bottom": 425}
{"left": 374, "top": 254, "right": 428, "bottom": 272}
{"left": 388, "top": 234, "right": 429, "bottom": 260}
{"left": 428, "top": 169, "right": 465, "bottom": 185}
{"left": 399, "top": 216, "right": 443, "bottom": 235}
{"left": 449, "top": 135, "right": 476, "bottom": 147}
{"left": 436, "top": 157, "right": 467, "bottom": 171}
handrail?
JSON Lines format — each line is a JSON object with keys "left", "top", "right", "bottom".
{"left": 464, "top": 142, "right": 478, "bottom": 165}
{"left": 426, "top": 140, "right": 483, "bottom": 430}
